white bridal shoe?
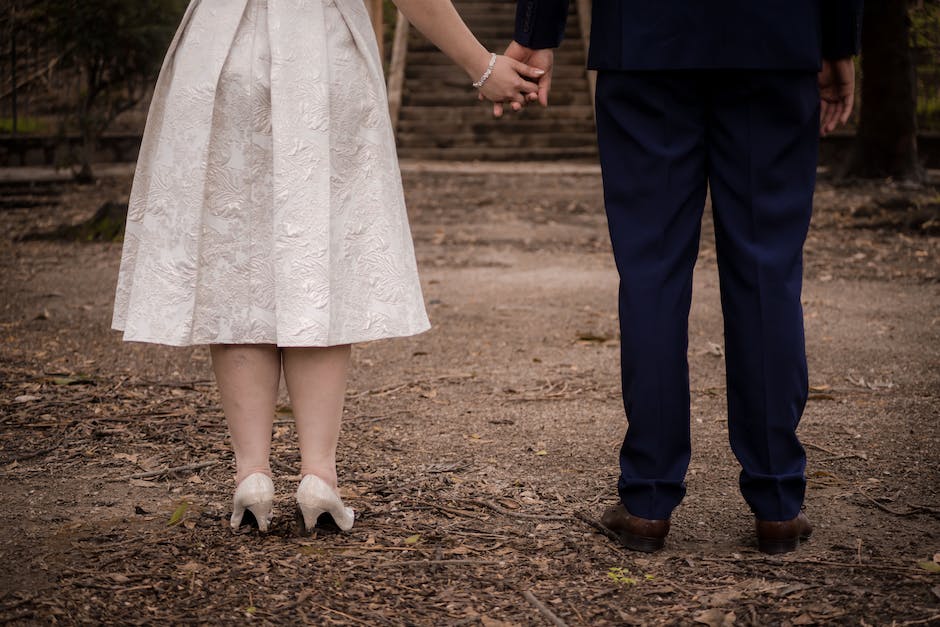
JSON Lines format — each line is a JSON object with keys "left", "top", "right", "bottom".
{"left": 295, "top": 474, "right": 355, "bottom": 533}
{"left": 230, "top": 472, "right": 275, "bottom": 532}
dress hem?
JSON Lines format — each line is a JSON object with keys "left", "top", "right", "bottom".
{"left": 111, "top": 321, "right": 432, "bottom": 348}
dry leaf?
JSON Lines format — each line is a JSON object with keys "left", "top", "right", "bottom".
{"left": 167, "top": 501, "right": 190, "bottom": 527}
{"left": 129, "top": 479, "right": 158, "bottom": 488}
{"left": 576, "top": 332, "right": 609, "bottom": 343}
{"left": 694, "top": 609, "right": 736, "bottom": 627}
{"left": 706, "top": 342, "right": 724, "bottom": 357}
{"left": 917, "top": 561, "right": 940, "bottom": 573}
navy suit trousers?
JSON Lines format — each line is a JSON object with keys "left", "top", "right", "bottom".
{"left": 595, "top": 70, "right": 819, "bottom": 521}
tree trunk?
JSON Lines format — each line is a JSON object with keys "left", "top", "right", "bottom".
{"left": 75, "top": 123, "right": 96, "bottom": 184}
{"left": 843, "top": 0, "right": 924, "bottom": 182}
{"left": 75, "top": 72, "right": 97, "bottom": 183}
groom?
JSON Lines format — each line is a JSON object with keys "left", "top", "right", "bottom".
{"left": 507, "top": 0, "right": 862, "bottom": 554}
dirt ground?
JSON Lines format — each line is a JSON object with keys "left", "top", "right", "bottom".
{"left": 1, "top": 164, "right": 938, "bottom": 625}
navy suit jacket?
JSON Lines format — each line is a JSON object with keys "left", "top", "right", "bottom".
{"left": 515, "top": 0, "right": 863, "bottom": 70}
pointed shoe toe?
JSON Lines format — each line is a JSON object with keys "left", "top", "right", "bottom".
{"left": 295, "top": 474, "right": 355, "bottom": 534}
{"left": 230, "top": 472, "right": 275, "bottom": 532}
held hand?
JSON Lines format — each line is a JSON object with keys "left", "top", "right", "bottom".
{"left": 490, "top": 41, "right": 554, "bottom": 118}
{"left": 473, "top": 53, "right": 545, "bottom": 117}
{"left": 818, "top": 58, "right": 855, "bottom": 136}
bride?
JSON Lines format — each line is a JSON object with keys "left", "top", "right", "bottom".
{"left": 112, "top": 0, "right": 545, "bottom": 533}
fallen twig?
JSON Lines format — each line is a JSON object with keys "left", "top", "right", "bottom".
{"left": 0, "top": 595, "right": 35, "bottom": 614}
{"left": 348, "top": 373, "right": 474, "bottom": 399}
{"left": 115, "top": 460, "right": 216, "bottom": 481}
{"left": 378, "top": 559, "right": 502, "bottom": 568}
{"left": 856, "top": 490, "right": 926, "bottom": 517}
{"left": 900, "top": 614, "right": 940, "bottom": 626}
{"left": 312, "top": 603, "right": 374, "bottom": 626}
{"left": 412, "top": 500, "right": 488, "bottom": 521}
{"left": 804, "top": 441, "right": 840, "bottom": 456}
{"left": 270, "top": 459, "right": 296, "bottom": 476}
{"left": 469, "top": 499, "right": 572, "bottom": 521}
{"left": 818, "top": 453, "right": 867, "bottom": 463}
{"left": 573, "top": 511, "right": 622, "bottom": 545}
{"left": 130, "top": 379, "right": 214, "bottom": 389}
{"left": 5, "top": 445, "right": 58, "bottom": 464}
{"left": 521, "top": 590, "right": 569, "bottom": 627}
{"left": 698, "top": 555, "right": 925, "bottom": 575}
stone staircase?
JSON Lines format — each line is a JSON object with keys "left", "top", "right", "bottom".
{"left": 395, "top": 0, "right": 597, "bottom": 162}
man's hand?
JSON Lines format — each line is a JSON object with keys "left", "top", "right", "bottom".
{"left": 489, "top": 41, "right": 554, "bottom": 118}
{"left": 818, "top": 58, "right": 855, "bottom": 136}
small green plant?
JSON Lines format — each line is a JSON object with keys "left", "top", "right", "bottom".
{"left": 607, "top": 567, "right": 638, "bottom": 586}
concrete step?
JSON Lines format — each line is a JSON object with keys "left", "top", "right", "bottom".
{"left": 403, "top": 91, "right": 591, "bottom": 107}
{"left": 397, "top": 131, "right": 598, "bottom": 149}
{"left": 396, "top": 0, "right": 594, "bottom": 161}
{"left": 403, "top": 78, "right": 590, "bottom": 92}
{"left": 396, "top": 119, "right": 597, "bottom": 135}
{"left": 407, "top": 50, "right": 587, "bottom": 66}
{"left": 399, "top": 104, "right": 595, "bottom": 122}
{"left": 397, "top": 146, "right": 599, "bottom": 162}
{"left": 406, "top": 65, "right": 589, "bottom": 80}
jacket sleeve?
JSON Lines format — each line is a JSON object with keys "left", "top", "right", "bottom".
{"left": 515, "top": 0, "right": 570, "bottom": 49}
{"left": 820, "top": 0, "right": 864, "bottom": 59}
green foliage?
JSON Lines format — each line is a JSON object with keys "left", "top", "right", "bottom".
{"left": 910, "top": 1, "right": 940, "bottom": 49}
{"left": 0, "top": 117, "right": 46, "bottom": 133}
{"left": 37, "top": 0, "right": 185, "bottom": 107}
{"left": 910, "top": 1, "right": 940, "bottom": 130}
{"left": 30, "top": 0, "right": 186, "bottom": 177}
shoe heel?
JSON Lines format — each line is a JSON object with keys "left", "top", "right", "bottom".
{"left": 231, "top": 498, "right": 274, "bottom": 532}
{"left": 295, "top": 475, "right": 355, "bottom": 533}
{"left": 621, "top": 532, "right": 666, "bottom": 553}
{"left": 230, "top": 472, "right": 275, "bottom": 533}
{"left": 296, "top": 503, "right": 326, "bottom": 535}
{"left": 246, "top": 500, "right": 273, "bottom": 533}
{"left": 758, "top": 537, "right": 799, "bottom": 555}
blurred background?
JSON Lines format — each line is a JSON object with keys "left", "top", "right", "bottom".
{"left": 1, "top": 0, "right": 938, "bottom": 182}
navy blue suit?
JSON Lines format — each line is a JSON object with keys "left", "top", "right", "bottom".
{"left": 515, "top": 0, "right": 862, "bottom": 521}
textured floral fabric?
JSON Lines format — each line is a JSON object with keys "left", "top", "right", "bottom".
{"left": 112, "top": 0, "right": 430, "bottom": 347}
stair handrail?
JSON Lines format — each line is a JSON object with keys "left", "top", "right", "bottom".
{"left": 387, "top": 11, "right": 410, "bottom": 134}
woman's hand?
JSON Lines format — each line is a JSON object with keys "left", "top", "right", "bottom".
{"left": 472, "top": 54, "right": 545, "bottom": 116}
{"left": 391, "top": 0, "right": 546, "bottom": 117}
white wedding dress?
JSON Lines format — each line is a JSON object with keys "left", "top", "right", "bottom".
{"left": 112, "top": 0, "right": 430, "bottom": 347}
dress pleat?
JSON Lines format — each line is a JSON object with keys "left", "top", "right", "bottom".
{"left": 112, "top": 0, "right": 430, "bottom": 347}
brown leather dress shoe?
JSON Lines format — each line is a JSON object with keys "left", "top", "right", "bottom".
{"left": 600, "top": 503, "right": 670, "bottom": 553}
{"left": 756, "top": 511, "right": 813, "bottom": 555}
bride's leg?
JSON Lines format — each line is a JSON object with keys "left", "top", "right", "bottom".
{"left": 281, "top": 345, "right": 351, "bottom": 488}
{"left": 210, "top": 344, "right": 280, "bottom": 484}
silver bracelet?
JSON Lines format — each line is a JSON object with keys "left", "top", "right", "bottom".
{"left": 472, "top": 53, "right": 498, "bottom": 89}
